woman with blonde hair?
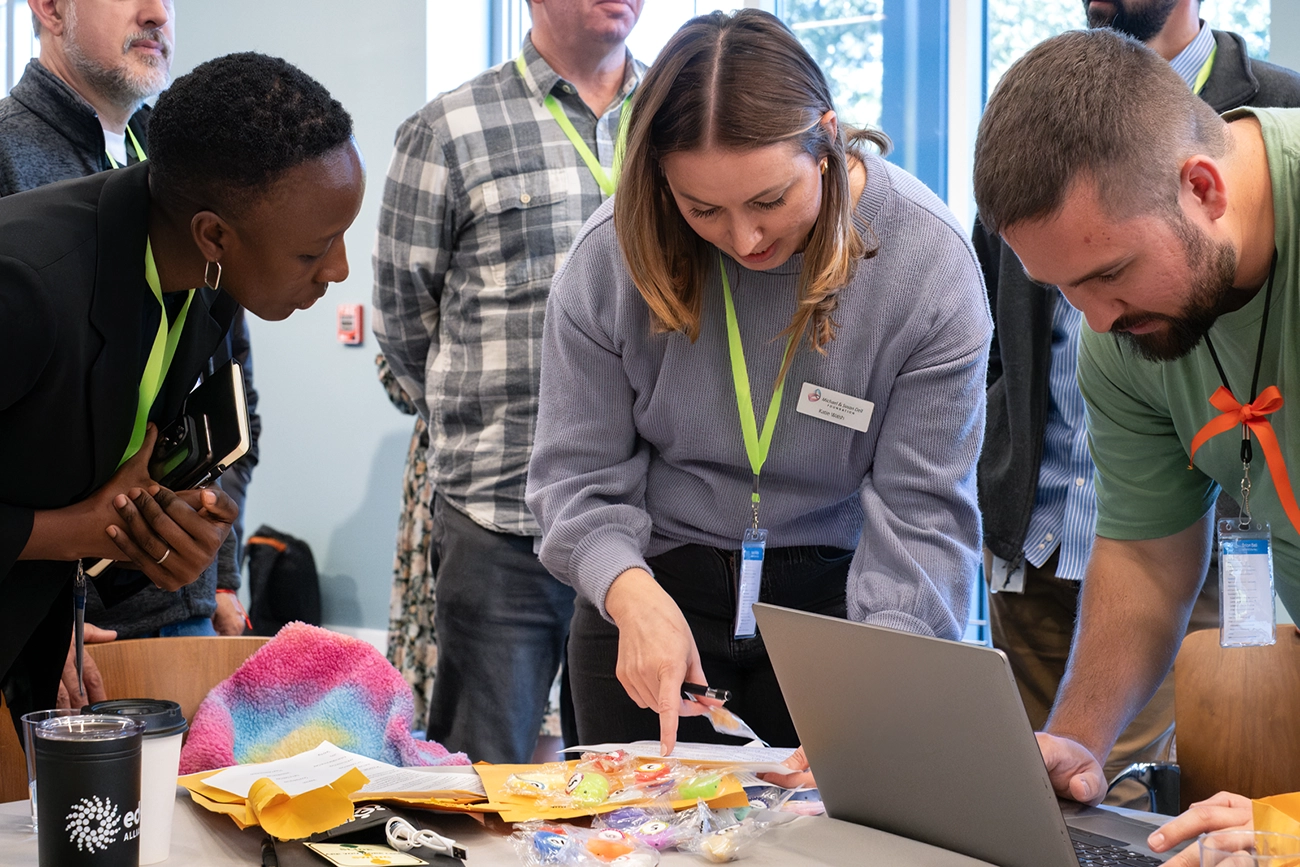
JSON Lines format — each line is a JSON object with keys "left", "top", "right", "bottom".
{"left": 526, "top": 9, "right": 990, "bottom": 752}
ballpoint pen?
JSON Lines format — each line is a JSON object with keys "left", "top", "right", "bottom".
{"left": 74, "top": 560, "right": 86, "bottom": 699}
{"left": 681, "top": 682, "right": 731, "bottom": 703}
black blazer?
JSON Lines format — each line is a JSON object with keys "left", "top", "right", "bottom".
{"left": 0, "top": 162, "right": 235, "bottom": 716}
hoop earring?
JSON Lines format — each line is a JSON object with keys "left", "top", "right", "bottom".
{"left": 819, "top": 158, "right": 828, "bottom": 175}
{"left": 204, "top": 260, "right": 222, "bottom": 292}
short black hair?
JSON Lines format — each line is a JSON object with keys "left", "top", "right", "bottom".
{"left": 149, "top": 52, "right": 354, "bottom": 214}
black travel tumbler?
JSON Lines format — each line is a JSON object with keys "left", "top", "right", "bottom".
{"left": 34, "top": 714, "right": 144, "bottom": 867}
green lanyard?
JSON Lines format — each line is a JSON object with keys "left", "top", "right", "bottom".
{"left": 515, "top": 52, "right": 632, "bottom": 197}
{"left": 104, "top": 125, "right": 147, "bottom": 169}
{"left": 720, "top": 255, "right": 796, "bottom": 528}
{"left": 1191, "top": 42, "right": 1218, "bottom": 95}
{"left": 119, "top": 239, "right": 195, "bottom": 467}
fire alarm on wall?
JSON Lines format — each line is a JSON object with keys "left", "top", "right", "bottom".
{"left": 337, "top": 303, "right": 363, "bottom": 345}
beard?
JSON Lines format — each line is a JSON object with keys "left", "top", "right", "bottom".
{"left": 1113, "top": 216, "right": 1239, "bottom": 363}
{"left": 1084, "top": 0, "right": 1180, "bottom": 43}
{"left": 64, "top": 6, "right": 171, "bottom": 109}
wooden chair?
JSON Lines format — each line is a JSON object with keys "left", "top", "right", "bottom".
{"left": 0, "top": 693, "right": 31, "bottom": 803}
{"left": 1, "top": 635, "right": 267, "bottom": 803}
{"left": 85, "top": 636, "right": 268, "bottom": 725}
{"left": 1174, "top": 627, "right": 1300, "bottom": 810}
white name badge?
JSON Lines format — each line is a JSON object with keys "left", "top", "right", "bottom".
{"left": 795, "top": 382, "right": 874, "bottom": 432}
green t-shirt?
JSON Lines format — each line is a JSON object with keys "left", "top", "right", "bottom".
{"left": 1080, "top": 106, "right": 1300, "bottom": 618}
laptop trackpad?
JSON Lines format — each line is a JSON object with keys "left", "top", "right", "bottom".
{"left": 1062, "top": 804, "right": 1190, "bottom": 859}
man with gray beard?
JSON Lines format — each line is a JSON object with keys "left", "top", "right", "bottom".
{"left": 0, "top": 0, "right": 263, "bottom": 702}
{"left": 0, "top": 0, "right": 172, "bottom": 190}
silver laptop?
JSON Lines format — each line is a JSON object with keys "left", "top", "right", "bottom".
{"left": 753, "top": 603, "right": 1184, "bottom": 867}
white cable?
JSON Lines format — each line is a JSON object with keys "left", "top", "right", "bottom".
{"left": 385, "top": 815, "right": 467, "bottom": 860}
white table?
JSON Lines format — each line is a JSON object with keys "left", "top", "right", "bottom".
{"left": 0, "top": 789, "right": 1001, "bottom": 866}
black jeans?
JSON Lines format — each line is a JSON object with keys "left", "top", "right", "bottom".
{"left": 568, "top": 543, "right": 852, "bottom": 748}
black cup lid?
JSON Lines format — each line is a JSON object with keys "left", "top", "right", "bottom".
{"left": 86, "top": 699, "right": 189, "bottom": 737}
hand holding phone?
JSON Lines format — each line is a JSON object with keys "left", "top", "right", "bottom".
{"left": 148, "top": 360, "right": 250, "bottom": 490}
{"left": 87, "top": 360, "right": 250, "bottom": 577}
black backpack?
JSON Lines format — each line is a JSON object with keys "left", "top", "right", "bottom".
{"left": 244, "top": 524, "right": 322, "bottom": 635}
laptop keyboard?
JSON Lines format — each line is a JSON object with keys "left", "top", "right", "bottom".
{"left": 1069, "top": 827, "right": 1163, "bottom": 866}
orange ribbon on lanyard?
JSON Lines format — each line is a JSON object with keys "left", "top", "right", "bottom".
{"left": 1188, "top": 385, "right": 1300, "bottom": 536}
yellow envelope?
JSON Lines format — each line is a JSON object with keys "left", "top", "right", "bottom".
{"left": 1254, "top": 792, "right": 1300, "bottom": 836}
{"left": 180, "top": 767, "right": 369, "bottom": 839}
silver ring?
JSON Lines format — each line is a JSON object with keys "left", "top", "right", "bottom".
{"left": 155, "top": 548, "right": 171, "bottom": 566}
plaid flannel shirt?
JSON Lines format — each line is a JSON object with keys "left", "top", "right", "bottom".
{"left": 373, "top": 35, "right": 642, "bottom": 536}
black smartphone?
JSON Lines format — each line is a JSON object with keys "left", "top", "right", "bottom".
{"left": 149, "top": 360, "right": 251, "bottom": 490}
{"left": 149, "top": 412, "right": 214, "bottom": 488}
{"left": 88, "top": 361, "right": 252, "bottom": 578}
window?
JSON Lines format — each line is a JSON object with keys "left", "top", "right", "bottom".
{"left": 1206, "top": 0, "right": 1270, "bottom": 60}
{"left": 490, "top": 0, "right": 949, "bottom": 197}
{"left": 986, "top": 0, "right": 1272, "bottom": 97}
{"left": 489, "top": 0, "right": 745, "bottom": 67}
{"left": 1, "top": 0, "right": 38, "bottom": 97}
{"left": 779, "top": 0, "right": 885, "bottom": 128}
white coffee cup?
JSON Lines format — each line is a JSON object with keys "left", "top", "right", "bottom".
{"left": 87, "top": 699, "right": 189, "bottom": 865}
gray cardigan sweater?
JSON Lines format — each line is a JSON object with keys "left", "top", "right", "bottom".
{"left": 526, "top": 153, "right": 991, "bottom": 641}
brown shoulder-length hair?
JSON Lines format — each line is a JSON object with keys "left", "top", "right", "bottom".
{"left": 614, "top": 8, "right": 889, "bottom": 376}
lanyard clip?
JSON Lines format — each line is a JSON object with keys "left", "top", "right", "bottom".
{"left": 1240, "top": 461, "right": 1254, "bottom": 530}
{"left": 750, "top": 475, "right": 761, "bottom": 531}
{"left": 1241, "top": 424, "right": 1253, "bottom": 466}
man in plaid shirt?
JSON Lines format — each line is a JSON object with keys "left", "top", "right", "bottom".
{"left": 373, "top": 0, "right": 644, "bottom": 763}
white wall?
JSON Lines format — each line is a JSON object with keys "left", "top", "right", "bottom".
{"left": 1275, "top": 0, "right": 1300, "bottom": 74}
{"left": 429, "top": 1, "right": 490, "bottom": 100}
{"left": 172, "top": 0, "right": 435, "bottom": 636}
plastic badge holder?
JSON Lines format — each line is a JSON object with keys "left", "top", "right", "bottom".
{"left": 1219, "top": 517, "right": 1278, "bottom": 648}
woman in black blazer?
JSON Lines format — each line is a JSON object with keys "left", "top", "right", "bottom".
{"left": 0, "top": 52, "right": 366, "bottom": 732}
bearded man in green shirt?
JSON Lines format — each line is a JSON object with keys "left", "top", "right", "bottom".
{"left": 974, "top": 27, "right": 1300, "bottom": 840}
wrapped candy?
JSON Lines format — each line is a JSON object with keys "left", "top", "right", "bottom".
{"left": 674, "top": 800, "right": 778, "bottom": 863}
{"left": 676, "top": 771, "right": 724, "bottom": 801}
{"left": 511, "top": 821, "right": 661, "bottom": 867}
{"left": 528, "top": 825, "right": 578, "bottom": 864}
{"left": 566, "top": 771, "right": 613, "bottom": 806}
{"left": 586, "top": 829, "right": 637, "bottom": 861}
{"left": 593, "top": 803, "right": 681, "bottom": 851}
{"left": 633, "top": 762, "right": 672, "bottom": 784}
{"left": 578, "top": 750, "right": 634, "bottom": 774}
{"left": 506, "top": 771, "right": 571, "bottom": 799}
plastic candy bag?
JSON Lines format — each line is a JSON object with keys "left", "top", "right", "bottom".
{"left": 592, "top": 801, "right": 682, "bottom": 850}
{"left": 511, "top": 820, "right": 662, "bottom": 866}
{"left": 675, "top": 800, "right": 775, "bottom": 863}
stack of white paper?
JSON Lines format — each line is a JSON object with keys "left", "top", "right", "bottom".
{"left": 201, "top": 741, "right": 486, "bottom": 799}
